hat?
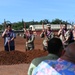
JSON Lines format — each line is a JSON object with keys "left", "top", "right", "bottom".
{"left": 46, "top": 24, "right": 51, "bottom": 27}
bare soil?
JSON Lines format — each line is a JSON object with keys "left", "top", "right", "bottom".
{"left": 0, "top": 35, "right": 48, "bottom": 75}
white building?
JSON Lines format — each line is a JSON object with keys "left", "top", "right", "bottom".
{"left": 29, "top": 24, "right": 73, "bottom": 31}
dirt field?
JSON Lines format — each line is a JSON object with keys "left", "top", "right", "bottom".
{"left": 0, "top": 30, "right": 59, "bottom": 75}
{"left": 0, "top": 36, "right": 48, "bottom": 64}
{"left": 0, "top": 35, "right": 48, "bottom": 75}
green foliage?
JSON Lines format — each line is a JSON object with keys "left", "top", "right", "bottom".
{"left": 12, "top": 22, "right": 23, "bottom": 30}
{"left": 0, "top": 18, "right": 72, "bottom": 30}
{"left": 0, "top": 25, "right": 3, "bottom": 30}
{"left": 42, "top": 19, "right": 50, "bottom": 24}
{"left": 51, "top": 18, "right": 70, "bottom": 24}
{"left": 51, "top": 19, "right": 62, "bottom": 24}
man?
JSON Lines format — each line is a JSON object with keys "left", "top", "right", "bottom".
{"left": 24, "top": 29, "right": 35, "bottom": 50}
{"left": 58, "top": 24, "right": 70, "bottom": 47}
{"left": 28, "top": 38, "right": 64, "bottom": 75}
{"left": 32, "top": 42, "right": 75, "bottom": 75}
{"left": 40, "top": 24, "right": 54, "bottom": 50}
{"left": 72, "top": 25, "right": 75, "bottom": 42}
{"left": 2, "top": 24, "right": 16, "bottom": 51}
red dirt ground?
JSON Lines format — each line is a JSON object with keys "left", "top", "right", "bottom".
{"left": 0, "top": 35, "right": 48, "bottom": 75}
{"left": 0, "top": 36, "right": 48, "bottom": 65}
{"left": 0, "top": 31, "right": 58, "bottom": 75}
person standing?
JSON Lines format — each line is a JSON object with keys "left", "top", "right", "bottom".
{"left": 28, "top": 38, "right": 64, "bottom": 75}
{"left": 58, "top": 24, "right": 70, "bottom": 47}
{"left": 23, "top": 29, "right": 35, "bottom": 50}
{"left": 40, "top": 24, "right": 54, "bottom": 50}
{"left": 32, "top": 42, "right": 75, "bottom": 75}
{"left": 72, "top": 25, "right": 75, "bottom": 42}
{"left": 2, "top": 24, "right": 16, "bottom": 51}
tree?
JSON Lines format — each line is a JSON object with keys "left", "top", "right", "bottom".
{"left": 42, "top": 19, "right": 50, "bottom": 24}
{"left": 0, "top": 19, "right": 72, "bottom": 30}
{"left": 51, "top": 18, "right": 62, "bottom": 24}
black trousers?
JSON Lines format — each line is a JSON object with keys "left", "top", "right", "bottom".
{"left": 4, "top": 46, "right": 15, "bottom": 51}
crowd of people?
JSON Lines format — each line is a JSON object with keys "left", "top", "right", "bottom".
{"left": 32, "top": 42, "right": 75, "bottom": 75}
{"left": 2, "top": 23, "right": 75, "bottom": 51}
{"left": 27, "top": 24, "right": 75, "bottom": 75}
{"left": 1, "top": 23, "right": 75, "bottom": 75}
{"left": 24, "top": 23, "right": 75, "bottom": 51}
{"left": 28, "top": 38, "right": 64, "bottom": 75}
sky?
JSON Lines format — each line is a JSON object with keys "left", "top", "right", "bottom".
{"left": 0, "top": 0, "right": 75, "bottom": 23}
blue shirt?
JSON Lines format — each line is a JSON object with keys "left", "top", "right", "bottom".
{"left": 3, "top": 30, "right": 16, "bottom": 46}
{"left": 28, "top": 54, "right": 58, "bottom": 75}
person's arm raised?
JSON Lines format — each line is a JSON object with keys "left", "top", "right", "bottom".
{"left": 2, "top": 29, "right": 7, "bottom": 38}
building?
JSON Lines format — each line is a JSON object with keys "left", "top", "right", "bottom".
{"left": 29, "top": 24, "right": 73, "bottom": 31}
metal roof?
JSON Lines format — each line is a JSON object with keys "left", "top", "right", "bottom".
{"left": 29, "top": 24, "right": 73, "bottom": 30}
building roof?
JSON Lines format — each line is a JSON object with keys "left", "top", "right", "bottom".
{"left": 29, "top": 24, "right": 73, "bottom": 30}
